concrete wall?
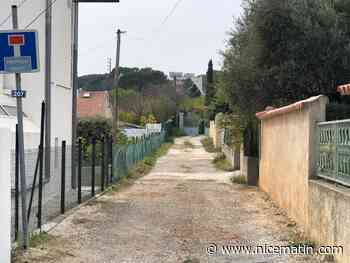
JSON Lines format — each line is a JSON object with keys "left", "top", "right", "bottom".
{"left": 208, "top": 120, "right": 223, "bottom": 149}
{"left": 0, "top": 128, "right": 12, "bottom": 263}
{"left": 258, "top": 95, "right": 328, "bottom": 226}
{"left": 183, "top": 127, "right": 199, "bottom": 136}
{"left": 308, "top": 180, "right": 350, "bottom": 262}
{"left": 222, "top": 144, "right": 240, "bottom": 170}
{"left": 240, "top": 145, "right": 247, "bottom": 178}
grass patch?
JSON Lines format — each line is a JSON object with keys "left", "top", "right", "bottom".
{"left": 288, "top": 229, "right": 316, "bottom": 248}
{"left": 107, "top": 143, "right": 173, "bottom": 193}
{"left": 183, "top": 258, "right": 200, "bottom": 263}
{"left": 213, "top": 153, "right": 235, "bottom": 171}
{"left": 201, "top": 137, "right": 220, "bottom": 153}
{"left": 29, "top": 231, "right": 54, "bottom": 248}
{"left": 231, "top": 175, "right": 247, "bottom": 185}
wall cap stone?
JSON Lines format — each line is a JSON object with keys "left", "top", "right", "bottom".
{"left": 310, "top": 179, "right": 350, "bottom": 198}
{"left": 256, "top": 95, "right": 329, "bottom": 120}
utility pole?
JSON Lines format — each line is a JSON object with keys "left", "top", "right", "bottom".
{"left": 11, "top": 5, "right": 29, "bottom": 249}
{"left": 44, "top": 0, "right": 52, "bottom": 180}
{"left": 71, "top": 0, "right": 79, "bottom": 188}
{"left": 112, "top": 29, "right": 126, "bottom": 138}
{"left": 71, "top": 1, "right": 120, "bottom": 188}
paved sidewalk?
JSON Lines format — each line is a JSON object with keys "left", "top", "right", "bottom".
{"left": 16, "top": 137, "right": 324, "bottom": 263}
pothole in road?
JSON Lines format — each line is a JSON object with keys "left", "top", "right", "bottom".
{"left": 180, "top": 164, "right": 193, "bottom": 173}
{"left": 183, "top": 258, "right": 200, "bottom": 263}
{"left": 175, "top": 183, "right": 189, "bottom": 192}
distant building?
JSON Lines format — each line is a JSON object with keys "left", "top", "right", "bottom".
{"left": 191, "top": 75, "right": 206, "bottom": 96}
{"left": 77, "top": 91, "right": 112, "bottom": 119}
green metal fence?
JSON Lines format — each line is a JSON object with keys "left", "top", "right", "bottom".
{"left": 113, "top": 131, "right": 166, "bottom": 179}
{"left": 317, "top": 120, "right": 350, "bottom": 186}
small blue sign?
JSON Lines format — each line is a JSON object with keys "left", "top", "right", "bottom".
{"left": 11, "top": 90, "right": 27, "bottom": 98}
{"left": 0, "top": 30, "right": 40, "bottom": 74}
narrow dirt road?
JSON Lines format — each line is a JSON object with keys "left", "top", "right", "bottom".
{"left": 18, "top": 137, "right": 323, "bottom": 263}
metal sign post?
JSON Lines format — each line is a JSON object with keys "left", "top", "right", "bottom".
{"left": 0, "top": 6, "right": 40, "bottom": 250}
{"left": 11, "top": 5, "right": 28, "bottom": 249}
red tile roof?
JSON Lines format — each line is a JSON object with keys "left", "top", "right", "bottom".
{"left": 77, "top": 91, "right": 111, "bottom": 119}
{"left": 337, "top": 84, "right": 350, "bottom": 96}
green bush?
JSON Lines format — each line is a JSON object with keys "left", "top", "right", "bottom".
{"left": 201, "top": 137, "right": 220, "bottom": 153}
{"left": 78, "top": 117, "right": 111, "bottom": 143}
{"left": 171, "top": 127, "right": 186, "bottom": 137}
{"left": 212, "top": 153, "right": 234, "bottom": 171}
{"left": 231, "top": 175, "right": 247, "bottom": 185}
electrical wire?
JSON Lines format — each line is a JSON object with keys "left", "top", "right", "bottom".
{"left": 158, "top": 0, "right": 183, "bottom": 29}
{"left": 0, "top": 0, "right": 60, "bottom": 29}
{"left": 25, "top": 0, "right": 59, "bottom": 29}
{"left": 0, "top": 0, "right": 31, "bottom": 28}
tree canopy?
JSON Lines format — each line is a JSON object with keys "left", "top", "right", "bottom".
{"left": 218, "top": 0, "right": 350, "bottom": 118}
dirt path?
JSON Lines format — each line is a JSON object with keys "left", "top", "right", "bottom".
{"left": 17, "top": 137, "right": 323, "bottom": 263}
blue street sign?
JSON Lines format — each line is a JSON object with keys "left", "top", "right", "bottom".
{"left": 0, "top": 30, "right": 40, "bottom": 73}
{"left": 11, "top": 90, "right": 27, "bottom": 98}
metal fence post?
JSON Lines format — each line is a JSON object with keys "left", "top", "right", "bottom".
{"left": 91, "top": 137, "right": 96, "bottom": 197}
{"left": 78, "top": 138, "right": 82, "bottom": 204}
{"left": 101, "top": 137, "right": 105, "bottom": 192}
{"left": 105, "top": 137, "right": 109, "bottom": 187}
{"left": 110, "top": 136, "right": 114, "bottom": 183}
{"left": 37, "top": 101, "right": 45, "bottom": 230}
{"left": 61, "top": 141, "right": 66, "bottom": 214}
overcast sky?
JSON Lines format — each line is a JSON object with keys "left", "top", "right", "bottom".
{"left": 78, "top": 0, "right": 243, "bottom": 76}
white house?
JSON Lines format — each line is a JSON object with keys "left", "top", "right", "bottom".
{"left": 0, "top": 2, "right": 74, "bottom": 261}
{"left": 0, "top": 0, "right": 74, "bottom": 149}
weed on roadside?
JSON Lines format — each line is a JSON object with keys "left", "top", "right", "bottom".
{"left": 29, "top": 232, "right": 54, "bottom": 248}
{"left": 107, "top": 143, "right": 173, "bottom": 194}
{"left": 200, "top": 137, "right": 220, "bottom": 153}
{"left": 213, "top": 153, "right": 235, "bottom": 171}
{"left": 184, "top": 140, "right": 195, "bottom": 148}
{"left": 231, "top": 175, "right": 247, "bottom": 184}
{"left": 288, "top": 230, "right": 316, "bottom": 248}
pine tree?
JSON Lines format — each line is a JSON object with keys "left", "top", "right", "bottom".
{"left": 205, "top": 59, "right": 214, "bottom": 106}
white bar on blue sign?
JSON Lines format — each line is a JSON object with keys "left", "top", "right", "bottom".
{"left": 4, "top": 57, "right": 32, "bottom": 73}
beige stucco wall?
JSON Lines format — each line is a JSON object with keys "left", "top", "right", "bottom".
{"left": 209, "top": 120, "right": 223, "bottom": 148}
{"left": 258, "top": 95, "right": 350, "bottom": 262}
{"left": 209, "top": 121, "right": 216, "bottom": 140}
{"left": 259, "top": 96, "right": 328, "bottom": 227}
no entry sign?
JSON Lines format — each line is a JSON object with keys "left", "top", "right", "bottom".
{"left": 0, "top": 30, "right": 40, "bottom": 73}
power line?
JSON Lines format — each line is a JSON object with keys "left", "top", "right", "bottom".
{"left": 25, "top": 0, "right": 59, "bottom": 29}
{"left": 0, "top": 0, "right": 31, "bottom": 28}
{"left": 158, "top": 0, "right": 183, "bottom": 29}
{"left": 0, "top": 0, "right": 60, "bottom": 29}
